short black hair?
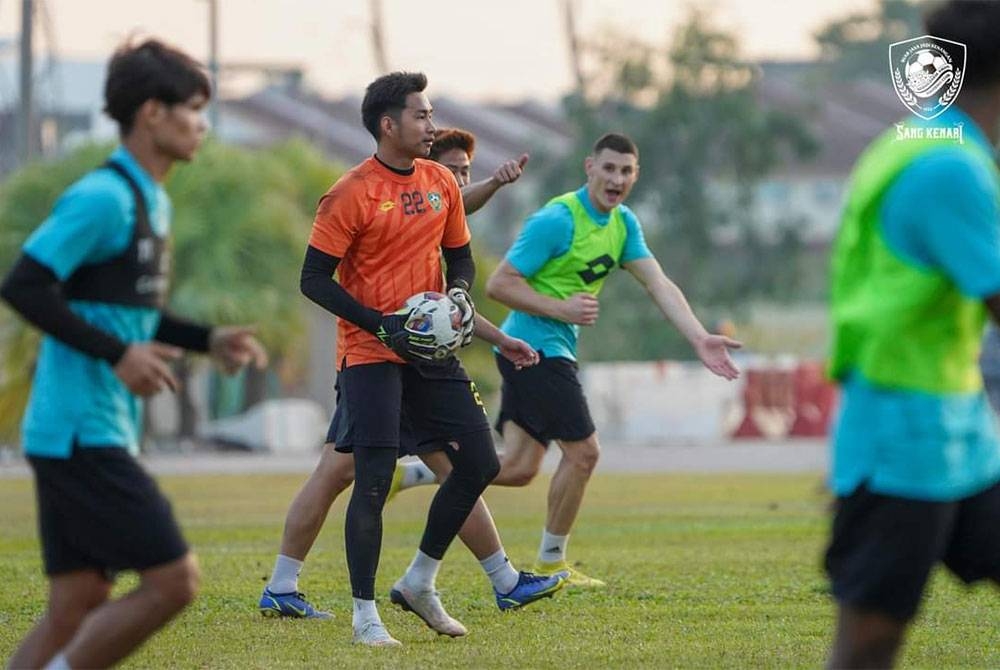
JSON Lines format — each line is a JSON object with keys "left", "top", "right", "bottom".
{"left": 592, "top": 132, "right": 639, "bottom": 159}
{"left": 925, "top": 0, "right": 1000, "bottom": 90}
{"left": 104, "top": 38, "right": 211, "bottom": 135}
{"left": 361, "top": 71, "right": 428, "bottom": 140}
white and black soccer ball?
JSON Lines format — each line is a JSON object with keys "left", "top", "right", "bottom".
{"left": 396, "top": 291, "right": 463, "bottom": 360}
{"left": 905, "top": 49, "right": 952, "bottom": 97}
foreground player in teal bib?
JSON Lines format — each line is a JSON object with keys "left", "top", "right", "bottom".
{"left": 825, "top": 3, "right": 1000, "bottom": 666}
{"left": 486, "top": 133, "right": 742, "bottom": 586}
{"left": 1, "top": 39, "right": 266, "bottom": 669}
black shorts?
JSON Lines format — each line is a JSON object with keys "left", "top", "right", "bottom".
{"left": 28, "top": 446, "right": 189, "bottom": 577}
{"left": 326, "top": 392, "right": 427, "bottom": 456}
{"left": 495, "top": 352, "right": 595, "bottom": 446}
{"left": 333, "top": 358, "right": 489, "bottom": 454}
{"left": 824, "top": 480, "right": 1000, "bottom": 621}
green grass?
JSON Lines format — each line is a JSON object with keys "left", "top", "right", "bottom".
{"left": 2, "top": 472, "right": 998, "bottom": 669}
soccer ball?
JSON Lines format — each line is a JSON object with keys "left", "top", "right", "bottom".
{"left": 396, "top": 291, "right": 463, "bottom": 360}
{"left": 905, "top": 49, "right": 952, "bottom": 97}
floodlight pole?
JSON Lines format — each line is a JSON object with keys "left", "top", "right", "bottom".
{"left": 207, "top": 0, "right": 220, "bottom": 133}
{"left": 18, "top": 0, "right": 34, "bottom": 166}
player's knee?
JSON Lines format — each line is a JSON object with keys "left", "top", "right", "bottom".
{"left": 454, "top": 454, "right": 499, "bottom": 489}
{"left": 172, "top": 557, "right": 201, "bottom": 609}
{"left": 47, "top": 575, "right": 111, "bottom": 633}
{"left": 451, "top": 432, "right": 500, "bottom": 487}
{"left": 482, "top": 455, "right": 501, "bottom": 484}
{"left": 149, "top": 555, "right": 200, "bottom": 612}
{"left": 330, "top": 463, "right": 356, "bottom": 492}
{"left": 503, "top": 462, "right": 539, "bottom": 487}
{"left": 46, "top": 595, "right": 100, "bottom": 635}
{"left": 356, "top": 474, "right": 393, "bottom": 512}
{"left": 320, "top": 446, "right": 356, "bottom": 492}
{"left": 566, "top": 439, "right": 600, "bottom": 474}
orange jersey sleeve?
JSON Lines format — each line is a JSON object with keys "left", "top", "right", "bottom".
{"left": 308, "top": 174, "right": 367, "bottom": 258}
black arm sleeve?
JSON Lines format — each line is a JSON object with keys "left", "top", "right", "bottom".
{"left": 442, "top": 243, "right": 475, "bottom": 291}
{"left": 155, "top": 312, "right": 212, "bottom": 352}
{"left": 300, "top": 245, "right": 382, "bottom": 334}
{"left": 0, "top": 253, "right": 129, "bottom": 364}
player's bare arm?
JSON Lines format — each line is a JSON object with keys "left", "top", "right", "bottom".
{"left": 624, "top": 257, "right": 741, "bottom": 380}
{"left": 470, "top": 312, "right": 539, "bottom": 369}
{"left": 486, "top": 259, "right": 599, "bottom": 325}
{"left": 461, "top": 154, "right": 529, "bottom": 215}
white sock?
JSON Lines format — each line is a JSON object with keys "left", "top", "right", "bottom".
{"left": 538, "top": 530, "right": 569, "bottom": 564}
{"left": 268, "top": 554, "right": 303, "bottom": 594}
{"left": 480, "top": 549, "right": 520, "bottom": 594}
{"left": 399, "top": 461, "right": 435, "bottom": 490}
{"left": 402, "top": 549, "right": 441, "bottom": 591}
{"left": 44, "top": 652, "right": 71, "bottom": 670}
{"left": 352, "top": 598, "right": 380, "bottom": 628}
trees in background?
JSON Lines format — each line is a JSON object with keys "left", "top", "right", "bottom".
{"left": 0, "top": 140, "right": 340, "bottom": 441}
{"left": 814, "top": 0, "right": 925, "bottom": 83}
{"left": 540, "top": 11, "right": 818, "bottom": 360}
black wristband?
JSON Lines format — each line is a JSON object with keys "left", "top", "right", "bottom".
{"left": 155, "top": 312, "right": 212, "bottom": 352}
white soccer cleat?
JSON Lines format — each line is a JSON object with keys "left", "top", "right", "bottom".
{"left": 389, "top": 580, "right": 468, "bottom": 637}
{"left": 352, "top": 620, "right": 402, "bottom": 647}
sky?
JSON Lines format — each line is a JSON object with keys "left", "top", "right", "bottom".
{"left": 0, "top": 0, "right": 878, "bottom": 102}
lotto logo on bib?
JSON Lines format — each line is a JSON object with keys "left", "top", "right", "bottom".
{"left": 889, "top": 35, "right": 965, "bottom": 121}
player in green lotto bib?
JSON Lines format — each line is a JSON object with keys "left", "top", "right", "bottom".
{"left": 485, "top": 132, "right": 742, "bottom": 587}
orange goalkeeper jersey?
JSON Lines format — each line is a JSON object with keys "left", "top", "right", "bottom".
{"left": 308, "top": 156, "right": 471, "bottom": 368}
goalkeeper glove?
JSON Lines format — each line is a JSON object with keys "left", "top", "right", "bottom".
{"left": 375, "top": 311, "right": 450, "bottom": 362}
{"left": 447, "top": 286, "right": 475, "bottom": 347}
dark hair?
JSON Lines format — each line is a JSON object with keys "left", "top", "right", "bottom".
{"left": 104, "top": 38, "right": 211, "bottom": 135}
{"left": 593, "top": 132, "right": 639, "bottom": 159}
{"left": 429, "top": 128, "right": 476, "bottom": 161}
{"left": 361, "top": 71, "right": 428, "bottom": 140}
{"left": 925, "top": 0, "right": 1000, "bottom": 90}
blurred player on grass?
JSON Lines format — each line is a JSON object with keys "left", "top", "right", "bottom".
{"left": 826, "top": 2, "right": 1000, "bottom": 666}
{"left": 1, "top": 38, "right": 267, "bottom": 670}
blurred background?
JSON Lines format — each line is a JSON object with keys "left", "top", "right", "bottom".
{"left": 0, "top": 0, "right": 924, "bottom": 455}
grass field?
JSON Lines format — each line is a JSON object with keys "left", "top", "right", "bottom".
{"left": 2, "top": 470, "right": 999, "bottom": 669}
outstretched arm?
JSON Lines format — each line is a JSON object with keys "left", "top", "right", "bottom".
{"left": 624, "top": 257, "right": 742, "bottom": 380}
{"left": 461, "top": 154, "right": 529, "bottom": 215}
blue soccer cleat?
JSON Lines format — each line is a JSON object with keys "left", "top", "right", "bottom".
{"left": 258, "top": 587, "right": 333, "bottom": 619}
{"left": 495, "top": 570, "right": 568, "bottom": 611}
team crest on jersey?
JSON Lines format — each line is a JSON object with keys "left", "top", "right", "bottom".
{"left": 427, "top": 192, "right": 442, "bottom": 211}
{"left": 379, "top": 200, "right": 395, "bottom": 212}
